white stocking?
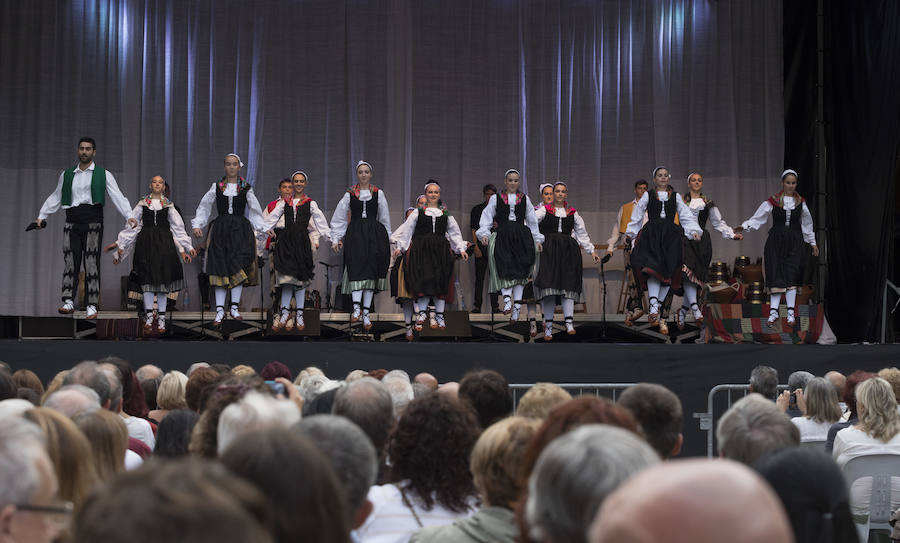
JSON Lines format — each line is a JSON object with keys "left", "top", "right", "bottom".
{"left": 417, "top": 296, "right": 430, "bottom": 313}
{"left": 501, "top": 287, "right": 512, "bottom": 298}
{"left": 362, "top": 289, "right": 374, "bottom": 310}
{"left": 434, "top": 298, "right": 446, "bottom": 313}
{"left": 647, "top": 278, "right": 661, "bottom": 307}
{"left": 143, "top": 292, "right": 155, "bottom": 313}
{"left": 230, "top": 285, "right": 243, "bottom": 306}
{"left": 402, "top": 300, "right": 413, "bottom": 323}
{"left": 214, "top": 287, "right": 227, "bottom": 308}
{"left": 683, "top": 283, "right": 698, "bottom": 307}
{"left": 561, "top": 298, "right": 575, "bottom": 318}
{"left": 512, "top": 284, "right": 524, "bottom": 302}
{"left": 770, "top": 293, "right": 782, "bottom": 311}
{"left": 280, "top": 287, "right": 294, "bottom": 309}
{"left": 351, "top": 290, "right": 363, "bottom": 305}
{"left": 156, "top": 293, "right": 167, "bottom": 313}
{"left": 658, "top": 285, "right": 670, "bottom": 303}
{"left": 785, "top": 288, "right": 797, "bottom": 310}
{"left": 541, "top": 298, "right": 556, "bottom": 322}
{"left": 295, "top": 288, "right": 306, "bottom": 312}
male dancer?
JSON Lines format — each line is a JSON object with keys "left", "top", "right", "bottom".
{"left": 31, "top": 137, "right": 133, "bottom": 318}
{"left": 469, "top": 183, "right": 498, "bottom": 313}
{"left": 606, "top": 179, "right": 648, "bottom": 325}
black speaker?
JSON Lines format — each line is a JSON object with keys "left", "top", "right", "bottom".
{"left": 419, "top": 310, "right": 471, "bottom": 337}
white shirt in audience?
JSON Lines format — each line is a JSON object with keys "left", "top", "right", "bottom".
{"left": 833, "top": 426, "right": 900, "bottom": 518}
{"left": 122, "top": 415, "right": 155, "bottom": 450}
{"left": 354, "top": 483, "right": 475, "bottom": 543}
{"left": 791, "top": 416, "right": 833, "bottom": 442}
{"left": 124, "top": 449, "right": 143, "bottom": 470}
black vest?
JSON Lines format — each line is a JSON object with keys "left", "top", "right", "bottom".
{"left": 772, "top": 205, "right": 802, "bottom": 232}
{"left": 413, "top": 209, "right": 448, "bottom": 236}
{"left": 495, "top": 193, "right": 527, "bottom": 225}
{"left": 285, "top": 200, "right": 312, "bottom": 230}
{"left": 647, "top": 190, "right": 678, "bottom": 224}
{"left": 215, "top": 184, "right": 249, "bottom": 216}
{"left": 141, "top": 206, "right": 170, "bottom": 229}
{"left": 539, "top": 209, "right": 575, "bottom": 235}
{"left": 349, "top": 190, "right": 380, "bottom": 220}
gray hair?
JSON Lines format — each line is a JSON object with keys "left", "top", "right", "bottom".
{"left": 44, "top": 384, "right": 101, "bottom": 417}
{"left": 63, "top": 361, "right": 110, "bottom": 407}
{"left": 217, "top": 392, "right": 302, "bottom": 455}
{"left": 0, "top": 416, "right": 49, "bottom": 509}
{"left": 788, "top": 371, "right": 815, "bottom": 392}
{"left": 99, "top": 364, "right": 124, "bottom": 412}
{"left": 525, "top": 424, "right": 659, "bottom": 543}
{"left": 297, "top": 374, "right": 340, "bottom": 403}
{"left": 333, "top": 377, "right": 394, "bottom": 455}
{"left": 186, "top": 362, "right": 210, "bottom": 377}
{"left": 294, "top": 415, "right": 377, "bottom": 511}
{"left": 135, "top": 364, "right": 163, "bottom": 383}
{"left": 749, "top": 365, "right": 779, "bottom": 401}
{"left": 716, "top": 393, "right": 800, "bottom": 465}
{"left": 382, "top": 371, "right": 414, "bottom": 413}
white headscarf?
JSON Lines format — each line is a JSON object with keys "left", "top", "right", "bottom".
{"left": 225, "top": 153, "right": 244, "bottom": 168}
{"left": 781, "top": 169, "right": 798, "bottom": 180}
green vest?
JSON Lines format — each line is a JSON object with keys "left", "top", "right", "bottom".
{"left": 61, "top": 165, "right": 106, "bottom": 206}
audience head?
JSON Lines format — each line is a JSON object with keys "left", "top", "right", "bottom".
{"left": 99, "top": 356, "right": 148, "bottom": 418}
{"left": 0, "top": 399, "right": 34, "bottom": 418}
{"left": 73, "top": 458, "right": 274, "bottom": 543}
{"left": 0, "top": 370, "right": 16, "bottom": 402}
{"left": 382, "top": 370, "right": 414, "bottom": 413}
{"left": 877, "top": 367, "right": 900, "bottom": 402}
{"left": 515, "top": 383, "right": 573, "bottom": 419}
{"left": 217, "top": 392, "right": 301, "bottom": 455}
{"left": 135, "top": 364, "right": 162, "bottom": 383}
{"left": 437, "top": 381, "right": 459, "bottom": 399}
{"left": 295, "top": 366, "right": 326, "bottom": 386}
{"left": 333, "top": 377, "right": 394, "bottom": 457}
{"left": 344, "top": 369, "right": 367, "bottom": 383}
{"left": 716, "top": 393, "right": 799, "bottom": 465}
{"left": 188, "top": 377, "right": 271, "bottom": 458}
{"left": 184, "top": 367, "right": 221, "bottom": 412}
{"left": 589, "top": 459, "right": 793, "bottom": 543}
{"left": 294, "top": 415, "right": 378, "bottom": 529}
{"left": 297, "top": 374, "right": 339, "bottom": 403}
{"left": 40, "top": 371, "right": 69, "bottom": 404}
{"left": 413, "top": 372, "right": 439, "bottom": 391}
{"left": 459, "top": 369, "right": 512, "bottom": 429}
{"left": 43, "top": 385, "right": 101, "bottom": 418}
{"left": 186, "top": 362, "right": 210, "bottom": 377}
{"left": 855, "top": 376, "right": 900, "bottom": 442}
{"left": 525, "top": 424, "right": 659, "bottom": 543}
{"left": 62, "top": 361, "right": 110, "bottom": 408}
{"left": 208, "top": 363, "right": 232, "bottom": 375}
{"left": 260, "top": 361, "right": 292, "bottom": 382}
{"left": 749, "top": 365, "right": 779, "bottom": 400}
{"left": 72, "top": 409, "right": 128, "bottom": 482}
{"left": 98, "top": 363, "right": 124, "bottom": 413}
{"left": 220, "top": 429, "right": 350, "bottom": 543}
{"left": 471, "top": 416, "right": 541, "bottom": 509}
{"left": 388, "top": 393, "right": 479, "bottom": 513}
{"left": 156, "top": 371, "right": 188, "bottom": 411}
{"left": 617, "top": 383, "right": 684, "bottom": 458}
{"left": 802, "top": 377, "right": 842, "bottom": 424}
{"left": 302, "top": 386, "right": 341, "bottom": 417}
{"left": 140, "top": 378, "right": 159, "bottom": 411}
{"left": 824, "top": 370, "right": 846, "bottom": 399}
{"left": 231, "top": 364, "right": 256, "bottom": 377}
{"left": 154, "top": 408, "right": 199, "bottom": 458}
{"left": 11, "top": 370, "right": 44, "bottom": 397}
{"left": 788, "top": 371, "right": 815, "bottom": 394}
{"left": 842, "top": 370, "right": 875, "bottom": 419}
{"left": 754, "top": 447, "right": 857, "bottom": 543}
{"left": 16, "top": 388, "right": 41, "bottom": 407}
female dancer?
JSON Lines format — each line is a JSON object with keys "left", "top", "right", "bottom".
{"left": 534, "top": 182, "right": 601, "bottom": 340}
{"left": 106, "top": 175, "right": 196, "bottom": 333}
{"left": 391, "top": 181, "right": 468, "bottom": 332}
{"left": 330, "top": 161, "right": 392, "bottom": 331}
{"left": 524, "top": 183, "right": 555, "bottom": 337}
{"left": 390, "top": 195, "right": 427, "bottom": 340}
{"left": 264, "top": 170, "right": 330, "bottom": 332}
{"left": 741, "top": 169, "right": 818, "bottom": 327}
{"left": 625, "top": 166, "right": 702, "bottom": 335}
{"left": 675, "top": 172, "right": 742, "bottom": 328}
{"left": 191, "top": 153, "right": 268, "bottom": 325}
{"left": 477, "top": 169, "right": 544, "bottom": 321}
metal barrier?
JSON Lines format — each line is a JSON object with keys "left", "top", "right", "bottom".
{"left": 508, "top": 383, "right": 637, "bottom": 409}
{"left": 693, "top": 384, "right": 790, "bottom": 458}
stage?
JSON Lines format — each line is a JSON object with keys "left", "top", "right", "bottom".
{"left": 2, "top": 337, "right": 897, "bottom": 457}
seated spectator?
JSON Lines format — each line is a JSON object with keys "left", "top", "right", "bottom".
{"left": 878, "top": 367, "right": 900, "bottom": 403}
{"left": 140, "top": 377, "right": 160, "bottom": 411}
{"left": 368, "top": 369, "right": 389, "bottom": 381}
{"left": 231, "top": 364, "right": 256, "bottom": 377}
{"left": 832, "top": 377, "right": 900, "bottom": 523}
{"left": 23, "top": 407, "right": 98, "bottom": 508}
{"left": 184, "top": 367, "right": 222, "bottom": 412}
{"left": 779, "top": 376, "right": 842, "bottom": 443}
{"left": 260, "top": 361, "right": 292, "bottom": 382}
{"left": 220, "top": 429, "right": 350, "bottom": 543}
{"left": 459, "top": 369, "right": 512, "bottom": 430}
{"left": 755, "top": 447, "right": 857, "bottom": 543}
{"left": 295, "top": 415, "right": 378, "bottom": 530}
{"left": 0, "top": 398, "right": 34, "bottom": 418}
{"left": 99, "top": 362, "right": 154, "bottom": 450}
{"left": 515, "top": 383, "right": 573, "bottom": 420}
{"left": 437, "top": 382, "right": 459, "bottom": 399}
{"left": 589, "top": 459, "right": 792, "bottom": 543}
{"left": 333, "top": 377, "right": 394, "bottom": 480}
{"left": 72, "top": 409, "right": 131, "bottom": 479}
{"left": 302, "top": 386, "right": 342, "bottom": 417}
{"left": 153, "top": 408, "right": 199, "bottom": 458}
{"left": 345, "top": 369, "right": 368, "bottom": 383}
{"left": 825, "top": 370, "right": 847, "bottom": 407}
{"left": 12, "top": 369, "right": 45, "bottom": 397}
{"left": 748, "top": 365, "right": 779, "bottom": 401}
{"left": 383, "top": 370, "right": 414, "bottom": 414}
{"left": 43, "top": 384, "right": 101, "bottom": 417}
{"left": 525, "top": 425, "right": 659, "bottom": 543}
{"left": 786, "top": 371, "right": 815, "bottom": 418}
{"left": 188, "top": 376, "right": 271, "bottom": 458}
{"left": 414, "top": 373, "right": 439, "bottom": 391}
{"left": 412, "top": 416, "right": 542, "bottom": 543}
{"left": 298, "top": 374, "right": 340, "bottom": 403}
{"left": 135, "top": 364, "right": 163, "bottom": 384}
{"left": 826, "top": 370, "right": 875, "bottom": 453}
{"left": 149, "top": 370, "right": 188, "bottom": 422}
{"left": 412, "top": 383, "right": 433, "bottom": 399}
{"left": 356, "top": 394, "right": 480, "bottom": 542}
{"left": 209, "top": 363, "right": 232, "bottom": 375}
{"left": 99, "top": 356, "right": 149, "bottom": 419}
{"left": 617, "top": 383, "right": 683, "bottom": 458}
{"left": 186, "top": 362, "right": 210, "bottom": 376}
{"left": 17, "top": 387, "right": 42, "bottom": 406}
{"left": 716, "top": 393, "right": 799, "bottom": 465}
{"left": 296, "top": 366, "right": 327, "bottom": 385}
{"left": 0, "top": 416, "right": 63, "bottom": 543}
{"left": 62, "top": 361, "right": 110, "bottom": 408}
{"left": 73, "top": 458, "right": 274, "bottom": 543}
{"left": 0, "top": 369, "right": 15, "bottom": 401}
{"left": 216, "top": 392, "right": 301, "bottom": 455}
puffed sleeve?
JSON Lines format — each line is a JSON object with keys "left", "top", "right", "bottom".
{"left": 390, "top": 210, "right": 418, "bottom": 253}
{"left": 524, "top": 196, "right": 545, "bottom": 244}
{"left": 476, "top": 194, "right": 498, "bottom": 240}
{"left": 38, "top": 172, "right": 66, "bottom": 220}
{"left": 741, "top": 201, "right": 773, "bottom": 231}
{"left": 245, "top": 188, "right": 267, "bottom": 232}
{"left": 533, "top": 206, "right": 547, "bottom": 222}
{"left": 708, "top": 206, "right": 736, "bottom": 239}
{"left": 801, "top": 202, "right": 816, "bottom": 245}
{"left": 309, "top": 201, "right": 331, "bottom": 246}
{"left": 113, "top": 206, "right": 142, "bottom": 262}
{"left": 262, "top": 199, "right": 285, "bottom": 232}
{"left": 625, "top": 192, "right": 649, "bottom": 238}
{"left": 675, "top": 197, "right": 702, "bottom": 239}
{"left": 377, "top": 190, "right": 392, "bottom": 234}
{"left": 190, "top": 183, "right": 217, "bottom": 230}
{"left": 104, "top": 171, "right": 134, "bottom": 220}
{"left": 606, "top": 207, "right": 623, "bottom": 253}
{"left": 168, "top": 207, "right": 192, "bottom": 253}
{"left": 329, "top": 192, "right": 351, "bottom": 244}
{"left": 445, "top": 216, "right": 468, "bottom": 254}
{"left": 572, "top": 212, "right": 596, "bottom": 254}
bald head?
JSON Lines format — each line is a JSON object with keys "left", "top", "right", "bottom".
{"left": 589, "top": 459, "right": 792, "bottom": 543}
{"left": 436, "top": 381, "right": 458, "bottom": 399}
{"left": 414, "top": 373, "right": 438, "bottom": 391}
{"left": 825, "top": 371, "right": 846, "bottom": 398}
{"left": 136, "top": 364, "right": 163, "bottom": 383}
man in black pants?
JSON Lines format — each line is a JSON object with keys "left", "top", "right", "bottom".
{"left": 469, "top": 184, "right": 498, "bottom": 313}
{"left": 32, "top": 137, "right": 133, "bottom": 318}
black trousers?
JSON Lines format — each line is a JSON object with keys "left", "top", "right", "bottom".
{"left": 473, "top": 242, "right": 498, "bottom": 311}
{"left": 62, "top": 222, "right": 103, "bottom": 305}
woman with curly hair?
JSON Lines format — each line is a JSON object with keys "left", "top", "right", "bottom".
{"left": 357, "top": 393, "right": 480, "bottom": 542}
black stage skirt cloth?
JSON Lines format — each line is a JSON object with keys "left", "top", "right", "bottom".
{"left": 133, "top": 224, "right": 183, "bottom": 291}
{"left": 494, "top": 222, "right": 535, "bottom": 281}
{"left": 405, "top": 234, "right": 454, "bottom": 297}
{"left": 273, "top": 226, "right": 314, "bottom": 282}
{"left": 764, "top": 225, "right": 805, "bottom": 288}
{"left": 682, "top": 229, "right": 712, "bottom": 282}
{"left": 535, "top": 233, "right": 583, "bottom": 294}
{"left": 630, "top": 220, "right": 684, "bottom": 289}
{"left": 206, "top": 215, "right": 257, "bottom": 284}
{"left": 344, "top": 217, "right": 390, "bottom": 281}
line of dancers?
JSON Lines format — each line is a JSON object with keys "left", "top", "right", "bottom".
{"left": 31, "top": 138, "right": 818, "bottom": 339}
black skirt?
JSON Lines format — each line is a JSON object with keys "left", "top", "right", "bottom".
{"left": 273, "top": 226, "right": 314, "bottom": 282}
{"left": 630, "top": 220, "right": 684, "bottom": 288}
{"left": 764, "top": 226, "right": 806, "bottom": 288}
{"left": 132, "top": 225, "right": 183, "bottom": 292}
{"left": 206, "top": 215, "right": 256, "bottom": 283}
{"left": 535, "top": 233, "right": 583, "bottom": 294}
{"left": 344, "top": 218, "right": 390, "bottom": 282}
{"left": 405, "top": 234, "right": 454, "bottom": 297}
{"left": 494, "top": 222, "right": 536, "bottom": 281}
{"left": 682, "top": 229, "right": 712, "bottom": 283}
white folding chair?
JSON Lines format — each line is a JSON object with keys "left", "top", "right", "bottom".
{"left": 799, "top": 440, "right": 826, "bottom": 452}
{"left": 842, "top": 454, "right": 900, "bottom": 542}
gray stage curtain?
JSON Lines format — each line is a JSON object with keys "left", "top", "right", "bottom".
{"left": 0, "top": 0, "right": 783, "bottom": 316}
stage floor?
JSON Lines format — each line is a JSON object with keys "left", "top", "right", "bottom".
{"left": 3, "top": 340, "right": 899, "bottom": 457}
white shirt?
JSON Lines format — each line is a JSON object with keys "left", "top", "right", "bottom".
{"left": 624, "top": 189, "right": 702, "bottom": 240}
{"left": 833, "top": 426, "right": 900, "bottom": 517}
{"left": 685, "top": 197, "right": 736, "bottom": 238}
{"left": 113, "top": 199, "right": 193, "bottom": 262}
{"left": 606, "top": 199, "right": 647, "bottom": 253}
{"left": 475, "top": 193, "right": 544, "bottom": 243}
{"left": 355, "top": 483, "right": 475, "bottom": 543}
{"left": 124, "top": 449, "right": 143, "bottom": 471}
{"left": 791, "top": 416, "right": 833, "bottom": 442}
{"left": 741, "top": 196, "right": 816, "bottom": 245}
{"left": 122, "top": 415, "right": 155, "bottom": 449}
{"left": 533, "top": 206, "right": 596, "bottom": 254}
{"left": 330, "top": 188, "right": 392, "bottom": 245}
{"left": 190, "top": 182, "right": 268, "bottom": 232}
{"left": 390, "top": 207, "right": 468, "bottom": 254}
{"left": 260, "top": 198, "right": 331, "bottom": 255}
{"left": 38, "top": 161, "right": 132, "bottom": 220}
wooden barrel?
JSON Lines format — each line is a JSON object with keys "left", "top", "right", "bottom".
{"left": 747, "top": 282, "right": 766, "bottom": 304}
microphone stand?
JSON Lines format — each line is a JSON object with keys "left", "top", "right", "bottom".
{"left": 600, "top": 253, "right": 611, "bottom": 339}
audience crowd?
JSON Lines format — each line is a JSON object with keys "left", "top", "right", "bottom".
{"left": 0, "top": 358, "right": 898, "bottom": 543}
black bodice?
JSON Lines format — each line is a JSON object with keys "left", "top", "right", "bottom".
{"left": 349, "top": 190, "right": 380, "bottom": 221}
{"left": 215, "top": 184, "right": 249, "bottom": 215}
{"left": 285, "top": 200, "right": 312, "bottom": 230}
{"left": 412, "top": 209, "right": 448, "bottom": 236}
{"left": 495, "top": 193, "right": 527, "bottom": 225}
{"left": 539, "top": 209, "right": 575, "bottom": 235}
{"left": 141, "top": 206, "right": 170, "bottom": 228}
{"left": 772, "top": 205, "right": 802, "bottom": 232}
{"left": 647, "top": 189, "right": 678, "bottom": 223}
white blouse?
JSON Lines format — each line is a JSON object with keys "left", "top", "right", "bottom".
{"left": 625, "top": 190, "right": 702, "bottom": 240}
{"left": 262, "top": 198, "right": 331, "bottom": 239}
{"left": 741, "top": 196, "right": 816, "bottom": 245}
{"left": 190, "top": 182, "right": 267, "bottom": 232}
{"left": 475, "top": 193, "right": 544, "bottom": 243}
{"left": 833, "top": 426, "right": 900, "bottom": 517}
{"left": 533, "top": 206, "right": 596, "bottom": 254}
{"left": 329, "top": 188, "right": 392, "bottom": 245}
{"left": 113, "top": 199, "right": 193, "bottom": 261}
{"left": 38, "top": 162, "right": 133, "bottom": 220}
{"left": 606, "top": 199, "right": 648, "bottom": 253}
{"left": 686, "top": 197, "right": 736, "bottom": 239}
{"left": 390, "top": 207, "right": 468, "bottom": 254}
